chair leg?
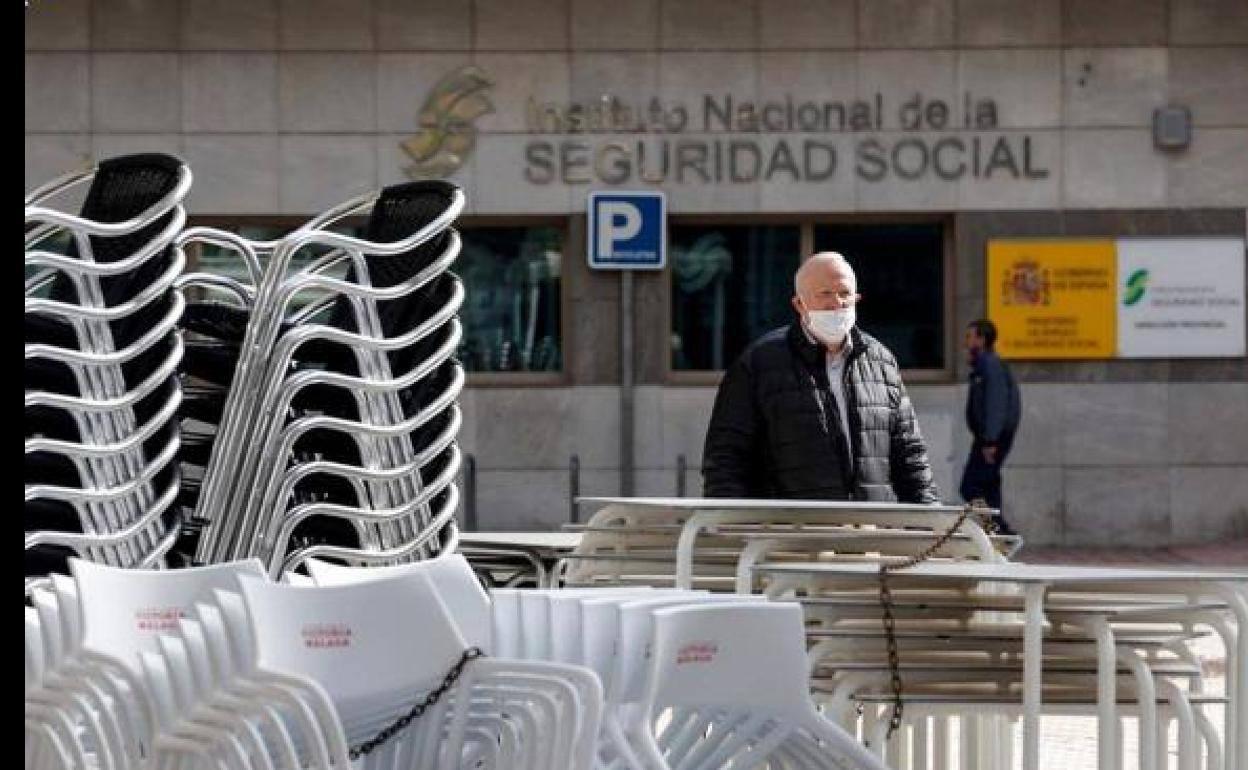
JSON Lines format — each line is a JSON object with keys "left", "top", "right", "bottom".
{"left": 933, "top": 715, "right": 949, "bottom": 770}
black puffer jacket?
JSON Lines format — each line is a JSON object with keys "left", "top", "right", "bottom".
{"left": 702, "top": 323, "right": 939, "bottom": 503}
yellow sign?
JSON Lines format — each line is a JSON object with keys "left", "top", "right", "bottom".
{"left": 987, "top": 239, "right": 1116, "bottom": 359}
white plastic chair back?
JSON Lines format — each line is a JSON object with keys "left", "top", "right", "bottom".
{"left": 644, "top": 602, "right": 890, "bottom": 770}
{"left": 236, "top": 569, "right": 467, "bottom": 723}
{"left": 303, "top": 553, "right": 491, "bottom": 651}
{"left": 615, "top": 594, "right": 765, "bottom": 705}
{"left": 70, "top": 558, "right": 266, "bottom": 676}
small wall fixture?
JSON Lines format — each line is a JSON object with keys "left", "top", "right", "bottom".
{"left": 1153, "top": 106, "right": 1192, "bottom": 150}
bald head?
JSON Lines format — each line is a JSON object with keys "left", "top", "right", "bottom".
{"left": 793, "top": 252, "right": 859, "bottom": 306}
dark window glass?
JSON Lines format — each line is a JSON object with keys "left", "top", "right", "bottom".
{"left": 455, "top": 226, "right": 562, "bottom": 373}
{"left": 812, "top": 223, "right": 945, "bottom": 370}
{"left": 195, "top": 224, "right": 356, "bottom": 311}
{"left": 670, "top": 225, "right": 801, "bottom": 371}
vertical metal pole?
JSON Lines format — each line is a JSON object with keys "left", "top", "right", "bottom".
{"left": 676, "top": 454, "right": 686, "bottom": 497}
{"left": 463, "top": 453, "right": 477, "bottom": 531}
{"left": 620, "top": 271, "right": 635, "bottom": 497}
{"left": 569, "top": 454, "right": 581, "bottom": 524}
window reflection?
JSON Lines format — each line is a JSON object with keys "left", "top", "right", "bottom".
{"left": 455, "top": 226, "right": 562, "bottom": 373}
{"left": 670, "top": 225, "right": 801, "bottom": 371}
{"left": 813, "top": 223, "right": 944, "bottom": 370}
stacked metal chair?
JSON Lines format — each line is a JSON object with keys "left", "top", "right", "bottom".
{"left": 185, "top": 180, "right": 468, "bottom": 577}
{"left": 24, "top": 154, "right": 193, "bottom": 594}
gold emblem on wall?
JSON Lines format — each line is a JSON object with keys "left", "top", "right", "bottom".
{"left": 401, "top": 66, "right": 495, "bottom": 179}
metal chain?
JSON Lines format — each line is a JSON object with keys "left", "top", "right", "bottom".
{"left": 876, "top": 502, "right": 981, "bottom": 742}
{"left": 348, "top": 646, "right": 485, "bottom": 760}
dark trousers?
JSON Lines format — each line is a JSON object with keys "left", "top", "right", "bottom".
{"left": 959, "top": 434, "right": 1014, "bottom": 534}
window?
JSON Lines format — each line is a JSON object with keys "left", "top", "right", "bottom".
{"left": 455, "top": 225, "right": 563, "bottom": 373}
{"left": 670, "top": 224, "right": 801, "bottom": 371}
{"left": 193, "top": 224, "right": 355, "bottom": 311}
{"left": 187, "top": 220, "right": 565, "bottom": 375}
{"left": 667, "top": 220, "right": 949, "bottom": 377}
{"left": 812, "top": 223, "right": 945, "bottom": 370}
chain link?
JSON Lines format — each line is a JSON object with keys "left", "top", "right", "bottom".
{"left": 348, "top": 646, "right": 485, "bottom": 760}
{"left": 875, "top": 502, "right": 983, "bottom": 743}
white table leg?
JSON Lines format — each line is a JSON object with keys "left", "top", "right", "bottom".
{"left": 1091, "top": 616, "right": 1119, "bottom": 770}
{"left": 1023, "top": 583, "right": 1047, "bottom": 770}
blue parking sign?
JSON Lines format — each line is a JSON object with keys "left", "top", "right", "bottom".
{"left": 587, "top": 191, "right": 666, "bottom": 270}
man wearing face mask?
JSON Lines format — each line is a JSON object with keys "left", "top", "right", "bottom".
{"left": 702, "top": 252, "right": 939, "bottom": 503}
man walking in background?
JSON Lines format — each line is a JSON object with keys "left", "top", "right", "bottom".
{"left": 961, "top": 318, "right": 1022, "bottom": 534}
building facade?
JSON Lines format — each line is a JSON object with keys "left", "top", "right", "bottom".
{"left": 25, "top": 0, "right": 1248, "bottom": 545}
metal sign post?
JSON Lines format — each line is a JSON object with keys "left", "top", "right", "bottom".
{"left": 587, "top": 191, "right": 666, "bottom": 498}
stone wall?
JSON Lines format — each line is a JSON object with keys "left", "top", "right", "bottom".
{"left": 24, "top": 0, "right": 1248, "bottom": 545}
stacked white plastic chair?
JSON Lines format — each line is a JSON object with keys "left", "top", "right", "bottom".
{"left": 25, "top": 154, "right": 193, "bottom": 593}
{"left": 476, "top": 582, "right": 889, "bottom": 769}
{"left": 298, "top": 555, "right": 607, "bottom": 769}
{"left": 184, "top": 180, "right": 467, "bottom": 575}
{"left": 23, "top": 557, "right": 267, "bottom": 769}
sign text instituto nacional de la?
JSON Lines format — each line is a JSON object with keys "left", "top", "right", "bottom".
{"left": 520, "top": 91, "right": 1048, "bottom": 187}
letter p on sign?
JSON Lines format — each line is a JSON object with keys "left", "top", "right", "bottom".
{"left": 587, "top": 191, "right": 666, "bottom": 270}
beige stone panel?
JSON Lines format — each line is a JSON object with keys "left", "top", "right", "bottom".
{"left": 1169, "top": 47, "right": 1248, "bottom": 127}
{"left": 1170, "top": 0, "right": 1248, "bottom": 45}
{"left": 25, "top": 53, "right": 89, "bottom": 132}
{"left": 759, "top": 0, "right": 856, "bottom": 49}
{"left": 24, "top": 0, "right": 88, "bottom": 50}
{"left": 1062, "top": 130, "right": 1166, "bottom": 208}
{"left": 278, "top": 134, "right": 378, "bottom": 215}
{"left": 471, "top": 388, "right": 574, "bottom": 469}
{"left": 473, "top": 470, "right": 570, "bottom": 530}
{"left": 279, "top": 0, "right": 373, "bottom": 50}
{"left": 1166, "top": 129, "right": 1248, "bottom": 208}
{"left": 279, "top": 53, "right": 375, "bottom": 132}
{"left": 1058, "top": 383, "right": 1168, "bottom": 466}
{"left": 375, "top": 0, "right": 471, "bottom": 50}
{"left": 474, "top": 0, "right": 570, "bottom": 51}
{"left": 92, "top": 0, "right": 178, "bottom": 50}
{"left": 858, "top": 0, "right": 953, "bottom": 48}
{"left": 92, "top": 54, "right": 181, "bottom": 132}
{"left": 955, "top": 0, "right": 1059, "bottom": 47}
{"left": 1000, "top": 466, "right": 1063, "bottom": 545}
{"left": 182, "top": 54, "right": 278, "bottom": 133}
{"left": 1169, "top": 467, "right": 1248, "bottom": 543}
{"left": 1166, "top": 383, "right": 1248, "bottom": 465}
{"left": 183, "top": 0, "right": 278, "bottom": 50}
{"left": 659, "top": 386, "right": 717, "bottom": 469}
{"left": 183, "top": 134, "right": 280, "bottom": 215}
{"left": 759, "top": 52, "right": 856, "bottom": 103}
{"left": 1062, "top": 0, "right": 1166, "bottom": 45}
{"left": 1063, "top": 468, "right": 1170, "bottom": 547}
{"left": 25, "top": 134, "right": 91, "bottom": 194}
{"left": 1063, "top": 48, "right": 1167, "bottom": 128}
{"left": 660, "top": 0, "right": 756, "bottom": 50}
{"left": 570, "top": 0, "right": 658, "bottom": 50}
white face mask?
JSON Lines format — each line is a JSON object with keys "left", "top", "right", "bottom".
{"left": 806, "top": 306, "right": 856, "bottom": 346}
